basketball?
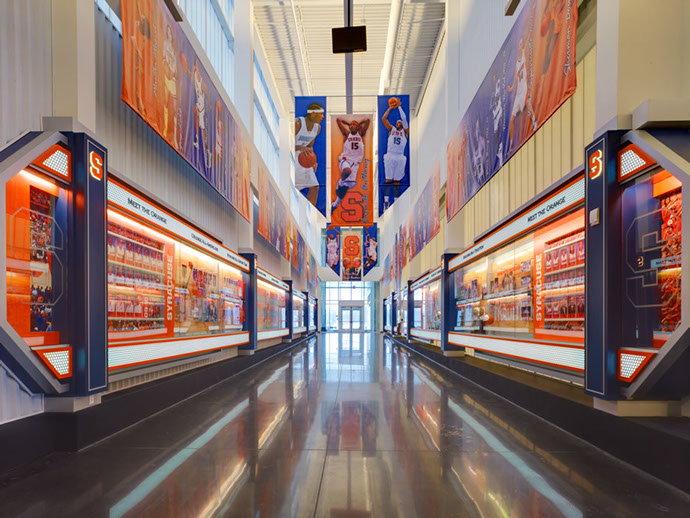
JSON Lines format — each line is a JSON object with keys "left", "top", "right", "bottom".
{"left": 298, "top": 148, "right": 317, "bottom": 168}
{"left": 388, "top": 97, "right": 400, "bottom": 108}
{"left": 480, "top": 313, "right": 495, "bottom": 325}
{"left": 343, "top": 257, "right": 352, "bottom": 268}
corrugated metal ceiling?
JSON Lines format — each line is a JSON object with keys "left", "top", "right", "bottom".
{"left": 253, "top": 0, "right": 445, "bottom": 116}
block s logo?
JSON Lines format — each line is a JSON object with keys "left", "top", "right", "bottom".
{"left": 89, "top": 150, "right": 104, "bottom": 181}
{"left": 340, "top": 192, "right": 365, "bottom": 223}
{"left": 343, "top": 235, "right": 360, "bottom": 256}
{"left": 588, "top": 148, "right": 603, "bottom": 179}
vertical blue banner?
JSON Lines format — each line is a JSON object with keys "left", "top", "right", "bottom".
{"left": 378, "top": 95, "right": 411, "bottom": 216}
{"left": 325, "top": 227, "right": 341, "bottom": 277}
{"left": 363, "top": 224, "right": 378, "bottom": 277}
{"left": 295, "top": 96, "right": 327, "bottom": 216}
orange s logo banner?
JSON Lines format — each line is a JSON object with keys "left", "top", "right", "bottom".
{"left": 330, "top": 114, "right": 374, "bottom": 225}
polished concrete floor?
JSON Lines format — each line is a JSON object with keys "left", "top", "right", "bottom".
{"left": 1, "top": 333, "right": 689, "bottom": 517}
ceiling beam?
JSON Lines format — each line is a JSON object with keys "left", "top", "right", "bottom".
{"left": 290, "top": 0, "right": 313, "bottom": 96}
{"left": 379, "top": 0, "right": 404, "bottom": 95}
{"left": 344, "top": 0, "right": 353, "bottom": 113}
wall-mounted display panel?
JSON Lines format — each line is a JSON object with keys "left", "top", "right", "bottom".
{"left": 293, "top": 290, "right": 307, "bottom": 334}
{"left": 106, "top": 179, "right": 249, "bottom": 370}
{"left": 410, "top": 268, "right": 442, "bottom": 342}
{"left": 257, "top": 268, "right": 289, "bottom": 341}
{"left": 449, "top": 175, "right": 586, "bottom": 375}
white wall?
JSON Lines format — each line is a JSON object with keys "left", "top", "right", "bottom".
{"left": 0, "top": 0, "right": 53, "bottom": 148}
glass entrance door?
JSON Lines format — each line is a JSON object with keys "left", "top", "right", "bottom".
{"left": 339, "top": 305, "right": 364, "bottom": 332}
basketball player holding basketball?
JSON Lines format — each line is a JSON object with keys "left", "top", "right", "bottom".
{"left": 507, "top": 38, "right": 538, "bottom": 152}
{"left": 295, "top": 103, "right": 324, "bottom": 205}
{"left": 331, "top": 117, "right": 371, "bottom": 213}
{"left": 381, "top": 100, "right": 409, "bottom": 185}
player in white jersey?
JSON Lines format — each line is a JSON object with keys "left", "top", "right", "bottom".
{"left": 326, "top": 234, "right": 339, "bottom": 268}
{"left": 294, "top": 103, "right": 324, "bottom": 204}
{"left": 331, "top": 118, "right": 371, "bottom": 213}
{"left": 381, "top": 101, "right": 409, "bottom": 184}
{"left": 507, "top": 38, "right": 537, "bottom": 152}
{"left": 364, "top": 234, "right": 377, "bottom": 270}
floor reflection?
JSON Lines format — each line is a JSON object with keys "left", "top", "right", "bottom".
{"left": 0, "top": 333, "right": 688, "bottom": 518}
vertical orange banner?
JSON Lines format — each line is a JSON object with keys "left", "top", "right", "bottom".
{"left": 164, "top": 242, "right": 175, "bottom": 337}
{"left": 330, "top": 115, "right": 374, "bottom": 225}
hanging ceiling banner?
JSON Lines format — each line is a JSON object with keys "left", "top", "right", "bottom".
{"left": 378, "top": 95, "right": 411, "bottom": 216}
{"left": 446, "top": 0, "right": 577, "bottom": 221}
{"left": 363, "top": 224, "right": 378, "bottom": 277}
{"left": 330, "top": 114, "right": 375, "bottom": 225}
{"left": 121, "top": 0, "right": 251, "bottom": 221}
{"left": 257, "top": 165, "right": 290, "bottom": 261}
{"left": 294, "top": 96, "right": 327, "bottom": 217}
{"left": 325, "top": 227, "right": 341, "bottom": 277}
{"left": 341, "top": 228, "right": 363, "bottom": 281}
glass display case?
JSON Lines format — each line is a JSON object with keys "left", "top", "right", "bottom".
{"left": 308, "top": 297, "right": 317, "bottom": 332}
{"left": 6, "top": 168, "right": 69, "bottom": 348}
{"left": 293, "top": 290, "right": 306, "bottom": 333}
{"left": 399, "top": 287, "right": 408, "bottom": 336}
{"left": 410, "top": 268, "right": 442, "bottom": 342}
{"left": 104, "top": 178, "right": 251, "bottom": 371}
{"left": 452, "top": 209, "right": 585, "bottom": 343}
{"left": 384, "top": 296, "right": 392, "bottom": 331}
{"left": 257, "top": 269, "right": 288, "bottom": 334}
{"left": 621, "top": 168, "right": 682, "bottom": 349}
{"left": 107, "top": 210, "right": 248, "bottom": 342}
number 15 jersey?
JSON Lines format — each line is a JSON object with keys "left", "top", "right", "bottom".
{"left": 341, "top": 132, "right": 364, "bottom": 163}
{"left": 387, "top": 128, "right": 407, "bottom": 155}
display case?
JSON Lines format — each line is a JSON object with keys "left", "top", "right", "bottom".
{"left": 410, "top": 267, "right": 442, "bottom": 343}
{"left": 308, "top": 296, "right": 317, "bottom": 333}
{"left": 447, "top": 174, "right": 587, "bottom": 375}
{"left": 257, "top": 268, "right": 289, "bottom": 341}
{"left": 383, "top": 296, "right": 392, "bottom": 332}
{"left": 621, "top": 168, "right": 682, "bottom": 349}
{"left": 398, "top": 287, "right": 408, "bottom": 336}
{"left": 6, "top": 167, "right": 69, "bottom": 350}
{"left": 106, "top": 178, "right": 250, "bottom": 370}
{"left": 292, "top": 290, "right": 307, "bottom": 335}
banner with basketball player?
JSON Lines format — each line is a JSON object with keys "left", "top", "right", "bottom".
{"left": 383, "top": 254, "right": 391, "bottom": 288}
{"left": 325, "top": 227, "right": 341, "bottom": 277}
{"left": 294, "top": 96, "right": 327, "bottom": 216}
{"left": 363, "top": 224, "right": 378, "bottom": 277}
{"left": 330, "top": 114, "right": 375, "bottom": 225}
{"left": 257, "top": 165, "right": 290, "bottom": 261}
{"left": 408, "top": 164, "right": 441, "bottom": 260}
{"left": 121, "top": 0, "right": 251, "bottom": 222}
{"left": 378, "top": 95, "right": 410, "bottom": 216}
{"left": 341, "top": 228, "right": 363, "bottom": 281}
{"left": 446, "top": 0, "right": 577, "bottom": 221}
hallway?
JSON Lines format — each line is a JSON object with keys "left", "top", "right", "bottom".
{"left": 0, "top": 333, "right": 688, "bottom": 517}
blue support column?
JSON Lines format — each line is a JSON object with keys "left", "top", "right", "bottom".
{"left": 303, "top": 291, "right": 309, "bottom": 332}
{"left": 441, "top": 253, "right": 463, "bottom": 354}
{"left": 67, "top": 133, "right": 108, "bottom": 396}
{"left": 406, "top": 280, "right": 413, "bottom": 342}
{"left": 584, "top": 131, "right": 625, "bottom": 399}
{"left": 390, "top": 292, "right": 397, "bottom": 334}
{"left": 240, "top": 253, "right": 257, "bottom": 353}
{"left": 285, "top": 280, "right": 294, "bottom": 342}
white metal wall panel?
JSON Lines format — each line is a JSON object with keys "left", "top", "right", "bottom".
{"left": 0, "top": 0, "right": 53, "bottom": 148}
{"left": 0, "top": 362, "right": 44, "bottom": 425}
{"left": 94, "top": 10, "right": 247, "bottom": 251}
